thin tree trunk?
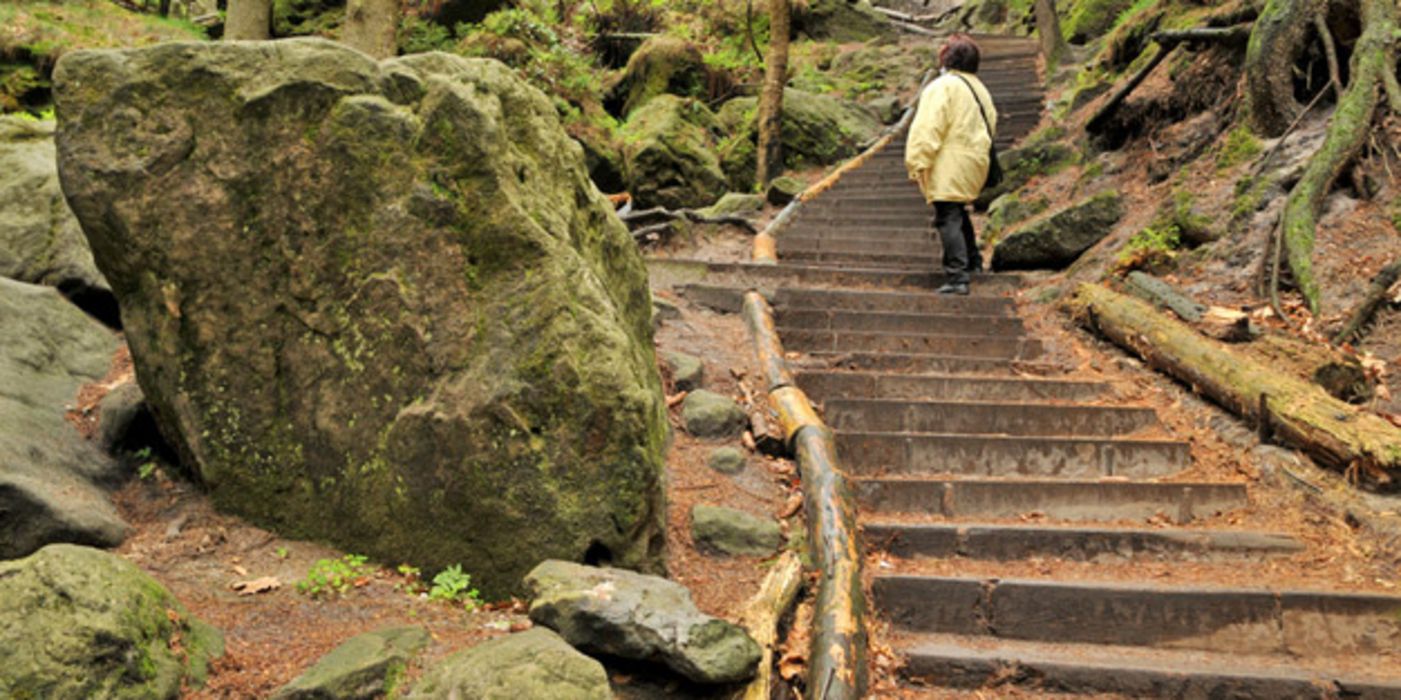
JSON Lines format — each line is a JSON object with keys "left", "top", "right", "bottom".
{"left": 756, "top": 0, "right": 791, "bottom": 189}
{"left": 225, "top": 0, "right": 271, "bottom": 40}
{"left": 1035, "top": 0, "right": 1067, "bottom": 68}
{"left": 342, "top": 0, "right": 400, "bottom": 59}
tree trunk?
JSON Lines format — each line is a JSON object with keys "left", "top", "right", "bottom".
{"left": 1035, "top": 0, "right": 1067, "bottom": 68}
{"left": 1070, "top": 283, "right": 1401, "bottom": 489}
{"left": 756, "top": 0, "right": 791, "bottom": 188}
{"left": 1244, "top": 0, "right": 1326, "bottom": 136}
{"left": 342, "top": 0, "right": 400, "bottom": 59}
{"left": 1277, "top": 0, "right": 1397, "bottom": 313}
{"left": 225, "top": 0, "right": 271, "bottom": 40}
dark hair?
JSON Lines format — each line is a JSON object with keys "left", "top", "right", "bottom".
{"left": 939, "top": 34, "right": 981, "bottom": 73}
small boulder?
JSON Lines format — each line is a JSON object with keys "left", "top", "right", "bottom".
{"left": 273, "top": 626, "right": 429, "bottom": 700}
{"left": 691, "top": 504, "right": 782, "bottom": 557}
{"left": 706, "top": 447, "right": 746, "bottom": 475}
{"left": 621, "top": 95, "right": 728, "bottom": 209}
{"left": 607, "top": 36, "right": 710, "bottom": 118}
{"left": 766, "top": 176, "right": 805, "bottom": 205}
{"left": 408, "top": 628, "right": 610, "bottom": 700}
{"left": 96, "top": 380, "right": 148, "bottom": 455}
{"left": 665, "top": 351, "right": 705, "bottom": 392}
{"left": 0, "top": 544, "right": 224, "bottom": 698}
{"left": 682, "top": 390, "right": 747, "bottom": 438}
{"left": 866, "top": 95, "right": 903, "bottom": 124}
{"left": 700, "top": 192, "right": 765, "bottom": 219}
{"left": 524, "top": 560, "right": 761, "bottom": 684}
{"left": 1, "top": 277, "right": 126, "bottom": 560}
{"left": 985, "top": 193, "right": 1049, "bottom": 241}
{"left": 652, "top": 295, "right": 682, "bottom": 330}
{"left": 991, "top": 191, "right": 1125, "bottom": 271}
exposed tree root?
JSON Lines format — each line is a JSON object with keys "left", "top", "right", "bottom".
{"left": 1333, "top": 260, "right": 1401, "bottom": 345}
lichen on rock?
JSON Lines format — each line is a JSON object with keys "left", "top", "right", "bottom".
{"left": 53, "top": 39, "right": 668, "bottom": 597}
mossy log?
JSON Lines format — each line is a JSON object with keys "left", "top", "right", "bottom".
{"left": 1273, "top": 0, "right": 1398, "bottom": 313}
{"left": 1122, "top": 272, "right": 1259, "bottom": 341}
{"left": 1249, "top": 333, "right": 1374, "bottom": 404}
{"left": 1071, "top": 283, "right": 1401, "bottom": 489}
{"left": 739, "top": 551, "right": 804, "bottom": 700}
{"left": 1334, "top": 260, "right": 1401, "bottom": 345}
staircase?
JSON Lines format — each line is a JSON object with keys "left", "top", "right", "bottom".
{"left": 659, "top": 36, "right": 1401, "bottom": 698}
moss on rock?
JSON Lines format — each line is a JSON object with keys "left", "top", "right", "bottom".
{"left": 607, "top": 36, "right": 709, "bottom": 118}
{"left": 717, "top": 88, "right": 880, "bottom": 191}
{"left": 54, "top": 39, "right": 668, "bottom": 597}
{"left": 620, "top": 95, "right": 727, "bottom": 209}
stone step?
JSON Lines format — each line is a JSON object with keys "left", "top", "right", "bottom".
{"left": 863, "top": 522, "right": 1304, "bottom": 561}
{"left": 646, "top": 258, "right": 1019, "bottom": 294}
{"left": 792, "top": 211, "right": 930, "bottom": 225}
{"left": 797, "top": 370, "right": 1106, "bottom": 402}
{"left": 855, "top": 478, "right": 1247, "bottom": 522}
{"left": 897, "top": 633, "right": 1401, "bottom": 698}
{"left": 778, "top": 226, "right": 934, "bottom": 242}
{"left": 823, "top": 398, "right": 1155, "bottom": 436}
{"left": 777, "top": 235, "right": 935, "bottom": 254}
{"left": 835, "top": 431, "right": 1190, "bottom": 479}
{"left": 778, "top": 328, "right": 1042, "bottom": 359}
{"left": 780, "top": 310, "right": 1025, "bottom": 338}
{"left": 773, "top": 287, "right": 1016, "bottom": 316}
{"left": 776, "top": 252, "right": 934, "bottom": 271}
{"left": 875, "top": 576, "right": 1401, "bottom": 657}
{"left": 799, "top": 351, "right": 1051, "bottom": 376}
{"left": 798, "top": 195, "right": 929, "bottom": 208}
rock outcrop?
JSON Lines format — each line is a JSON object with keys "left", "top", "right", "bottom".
{"left": 0, "top": 544, "right": 223, "bottom": 698}
{"left": 0, "top": 116, "right": 114, "bottom": 325}
{"left": 991, "top": 191, "right": 1125, "bottom": 271}
{"left": 607, "top": 36, "right": 710, "bottom": 118}
{"left": 525, "top": 560, "right": 762, "bottom": 684}
{"left": 408, "top": 628, "right": 611, "bottom": 700}
{"left": 0, "top": 277, "right": 126, "bottom": 560}
{"left": 273, "top": 626, "right": 429, "bottom": 700}
{"left": 54, "top": 39, "right": 667, "bottom": 596}
{"left": 620, "top": 95, "right": 728, "bottom": 209}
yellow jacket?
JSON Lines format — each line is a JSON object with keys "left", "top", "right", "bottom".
{"left": 905, "top": 70, "right": 997, "bottom": 204}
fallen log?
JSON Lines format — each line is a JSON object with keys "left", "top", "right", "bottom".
{"left": 739, "top": 551, "right": 804, "bottom": 700}
{"left": 1087, "top": 24, "right": 1251, "bottom": 134}
{"left": 1070, "top": 283, "right": 1400, "bottom": 489}
{"left": 1122, "top": 272, "right": 1259, "bottom": 341}
{"left": 1248, "top": 333, "right": 1374, "bottom": 404}
{"left": 1333, "top": 260, "right": 1401, "bottom": 345}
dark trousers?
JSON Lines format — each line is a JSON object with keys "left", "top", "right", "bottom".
{"left": 932, "top": 201, "right": 981, "bottom": 285}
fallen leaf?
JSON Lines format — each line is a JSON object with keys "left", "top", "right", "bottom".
{"left": 231, "top": 564, "right": 249, "bottom": 577}
{"left": 231, "top": 576, "right": 281, "bottom": 595}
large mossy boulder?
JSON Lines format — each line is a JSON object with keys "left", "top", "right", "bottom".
{"left": 608, "top": 35, "right": 710, "bottom": 118}
{"left": 0, "top": 544, "right": 224, "bottom": 699}
{"left": 620, "top": 95, "right": 727, "bottom": 209}
{"left": 0, "top": 277, "right": 127, "bottom": 560}
{"left": 793, "top": 0, "right": 891, "bottom": 42}
{"left": 525, "top": 560, "right": 762, "bottom": 684}
{"left": 0, "top": 117, "right": 113, "bottom": 323}
{"left": 53, "top": 39, "right": 668, "bottom": 597}
{"left": 408, "top": 628, "right": 610, "bottom": 700}
{"left": 718, "top": 89, "right": 881, "bottom": 191}
{"left": 991, "top": 191, "right": 1125, "bottom": 271}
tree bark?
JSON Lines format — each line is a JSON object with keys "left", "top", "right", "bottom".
{"left": 1278, "top": 0, "right": 1397, "bottom": 313}
{"left": 1244, "top": 0, "right": 1327, "bottom": 136}
{"left": 1070, "top": 283, "right": 1400, "bottom": 489}
{"left": 225, "top": 0, "right": 272, "bottom": 40}
{"left": 756, "top": 0, "right": 791, "bottom": 188}
{"left": 1035, "top": 0, "right": 1067, "bottom": 68}
{"left": 342, "top": 0, "right": 400, "bottom": 59}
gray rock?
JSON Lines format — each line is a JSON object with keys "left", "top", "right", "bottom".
{"left": 524, "top": 560, "right": 761, "bottom": 684}
{"left": 96, "top": 380, "right": 146, "bottom": 455}
{"left": 866, "top": 95, "right": 903, "bottom": 124}
{"left": 690, "top": 504, "right": 782, "bottom": 557}
{"left": 0, "top": 277, "right": 126, "bottom": 560}
{"left": 0, "top": 544, "right": 224, "bottom": 698}
{"left": 620, "top": 95, "right": 727, "bottom": 210}
{"left": 718, "top": 89, "right": 882, "bottom": 192}
{"left": 665, "top": 351, "right": 705, "bottom": 392}
{"left": 986, "top": 193, "right": 1049, "bottom": 241}
{"left": 54, "top": 39, "right": 667, "bottom": 597}
{"left": 652, "top": 295, "right": 682, "bottom": 330}
{"left": 766, "top": 176, "right": 805, "bottom": 205}
{"left": 408, "top": 628, "right": 609, "bottom": 700}
{"left": 991, "top": 191, "right": 1125, "bottom": 271}
{"left": 274, "top": 626, "right": 429, "bottom": 700}
{"left": 700, "top": 192, "right": 765, "bottom": 219}
{"left": 0, "top": 117, "right": 111, "bottom": 316}
{"left": 707, "top": 447, "right": 746, "bottom": 475}
{"left": 682, "top": 390, "right": 747, "bottom": 438}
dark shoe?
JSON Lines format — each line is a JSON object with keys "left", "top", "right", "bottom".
{"left": 935, "top": 283, "right": 970, "bottom": 295}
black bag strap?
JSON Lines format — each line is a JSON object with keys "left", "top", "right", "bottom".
{"left": 952, "top": 73, "right": 995, "bottom": 142}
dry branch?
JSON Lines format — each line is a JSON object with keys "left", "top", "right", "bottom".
{"left": 1088, "top": 24, "right": 1251, "bottom": 133}
{"left": 739, "top": 551, "right": 804, "bottom": 700}
{"left": 1070, "top": 284, "right": 1401, "bottom": 489}
{"left": 1333, "top": 260, "right": 1401, "bottom": 345}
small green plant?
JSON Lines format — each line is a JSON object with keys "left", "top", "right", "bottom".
{"left": 274, "top": 546, "right": 289, "bottom": 559}
{"left": 1117, "top": 223, "right": 1181, "bottom": 272}
{"left": 427, "top": 564, "right": 482, "bottom": 610}
{"left": 296, "top": 554, "right": 373, "bottom": 599}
